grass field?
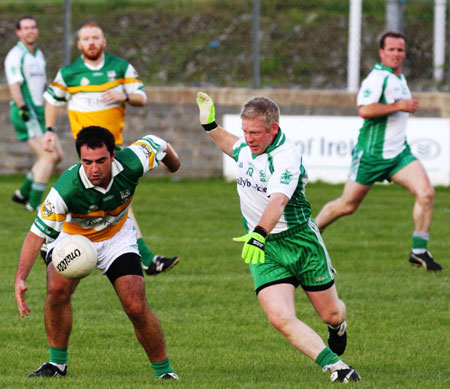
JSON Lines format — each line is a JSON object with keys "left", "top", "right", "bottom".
{"left": 1, "top": 175, "right": 448, "bottom": 388}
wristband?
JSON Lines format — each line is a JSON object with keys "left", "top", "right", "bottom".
{"left": 253, "top": 225, "right": 268, "bottom": 239}
{"left": 201, "top": 121, "right": 218, "bottom": 132}
{"left": 46, "top": 127, "right": 54, "bottom": 132}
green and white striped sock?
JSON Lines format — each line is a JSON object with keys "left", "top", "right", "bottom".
{"left": 28, "top": 181, "right": 47, "bottom": 209}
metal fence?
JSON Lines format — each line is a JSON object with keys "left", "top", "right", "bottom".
{"left": 0, "top": 0, "right": 448, "bottom": 91}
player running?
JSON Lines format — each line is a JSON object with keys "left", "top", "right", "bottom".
{"left": 196, "top": 92, "right": 361, "bottom": 384}
{"left": 315, "top": 31, "right": 442, "bottom": 272}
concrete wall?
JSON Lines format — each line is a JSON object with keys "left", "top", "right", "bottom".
{"left": 1, "top": 85, "right": 449, "bottom": 178}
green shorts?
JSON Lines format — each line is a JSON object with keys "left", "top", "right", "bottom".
{"left": 349, "top": 145, "right": 417, "bottom": 185}
{"left": 249, "top": 219, "right": 336, "bottom": 294}
{"left": 10, "top": 103, "right": 45, "bottom": 141}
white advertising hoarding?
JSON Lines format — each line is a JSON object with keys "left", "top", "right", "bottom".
{"left": 223, "top": 115, "right": 450, "bottom": 186}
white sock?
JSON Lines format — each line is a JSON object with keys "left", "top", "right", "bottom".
{"left": 49, "top": 362, "right": 66, "bottom": 371}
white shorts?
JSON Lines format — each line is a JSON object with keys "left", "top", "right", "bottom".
{"left": 48, "top": 218, "right": 140, "bottom": 274}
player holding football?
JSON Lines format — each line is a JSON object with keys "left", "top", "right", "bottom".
{"left": 315, "top": 31, "right": 442, "bottom": 272}
{"left": 41, "top": 22, "right": 178, "bottom": 275}
{"left": 14, "top": 126, "right": 179, "bottom": 379}
{"left": 4, "top": 16, "right": 63, "bottom": 211}
{"left": 196, "top": 92, "right": 361, "bottom": 383}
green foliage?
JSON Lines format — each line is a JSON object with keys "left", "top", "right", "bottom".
{"left": 0, "top": 0, "right": 440, "bottom": 90}
{"left": 1, "top": 175, "right": 449, "bottom": 388}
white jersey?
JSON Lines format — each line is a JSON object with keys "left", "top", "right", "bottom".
{"left": 233, "top": 130, "right": 311, "bottom": 234}
{"left": 356, "top": 63, "right": 412, "bottom": 159}
{"left": 4, "top": 41, "right": 46, "bottom": 107}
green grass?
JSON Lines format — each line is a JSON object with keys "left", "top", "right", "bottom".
{"left": 1, "top": 175, "right": 448, "bottom": 388}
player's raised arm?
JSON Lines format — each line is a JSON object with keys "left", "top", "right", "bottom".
{"left": 196, "top": 92, "right": 238, "bottom": 157}
{"left": 161, "top": 143, "right": 180, "bottom": 172}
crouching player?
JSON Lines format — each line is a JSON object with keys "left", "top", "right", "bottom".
{"left": 14, "top": 126, "right": 180, "bottom": 380}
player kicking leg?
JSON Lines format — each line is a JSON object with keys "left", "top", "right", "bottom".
{"left": 391, "top": 161, "right": 443, "bottom": 271}
{"left": 306, "top": 284, "right": 347, "bottom": 356}
{"left": 258, "top": 284, "right": 360, "bottom": 383}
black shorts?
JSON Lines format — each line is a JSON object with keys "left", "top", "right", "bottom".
{"left": 46, "top": 249, "right": 143, "bottom": 284}
{"left": 105, "top": 252, "right": 143, "bottom": 284}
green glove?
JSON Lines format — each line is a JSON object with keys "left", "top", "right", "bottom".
{"left": 196, "top": 92, "right": 217, "bottom": 131}
{"left": 18, "top": 105, "right": 30, "bottom": 122}
{"left": 233, "top": 232, "right": 266, "bottom": 264}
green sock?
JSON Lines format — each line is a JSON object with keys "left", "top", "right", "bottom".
{"left": 315, "top": 347, "right": 340, "bottom": 368}
{"left": 49, "top": 346, "right": 68, "bottom": 364}
{"left": 19, "top": 172, "right": 33, "bottom": 199}
{"left": 29, "top": 182, "right": 47, "bottom": 209}
{"left": 137, "top": 238, "right": 155, "bottom": 267}
{"left": 412, "top": 232, "right": 429, "bottom": 252}
{"left": 151, "top": 358, "right": 173, "bottom": 378}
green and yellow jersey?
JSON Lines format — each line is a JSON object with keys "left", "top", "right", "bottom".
{"left": 44, "top": 53, "right": 146, "bottom": 145}
{"left": 31, "top": 135, "right": 166, "bottom": 242}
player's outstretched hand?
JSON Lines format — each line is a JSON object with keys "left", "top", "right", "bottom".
{"left": 233, "top": 232, "right": 266, "bottom": 264}
{"left": 196, "top": 92, "right": 216, "bottom": 125}
{"left": 15, "top": 279, "right": 31, "bottom": 318}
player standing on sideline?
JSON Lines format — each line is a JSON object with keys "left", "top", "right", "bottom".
{"left": 15, "top": 126, "right": 180, "bottom": 380}
{"left": 315, "top": 31, "right": 443, "bottom": 272}
{"left": 5, "top": 16, "right": 63, "bottom": 211}
{"left": 42, "top": 22, "right": 178, "bottom": 275}
{"left": 196, "top": 92, "right": 361, "bottom": 384}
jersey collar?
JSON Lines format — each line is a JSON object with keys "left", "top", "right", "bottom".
{"left": 374, "top": 63, "right": 403, "bottom": 78}
{"left": 82, "top": 54, "right": 106, "bottom": 70}
{"left": 78, "top": 159, "right": 124, "bottom": 194}
{"left": 17, "top": 41, "right": 38, "bottom": 56}
{"left": 251, "top": 128, "right": 286, "bottom": 158}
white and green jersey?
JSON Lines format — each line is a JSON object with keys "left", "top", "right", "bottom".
{"left": 233, "top": 129, "right": 311, "bottom": 234}
{"left": 31, "top": 135, "right": 167, "bottom": 242}
{"left": 44, "top": 53, "right": 146, "bottom": 145}
{"left": 4, "top": 41, "right": 46, "bottom": 107}
{"left": 356, "top": 63, "right": 412, "bottom": 159}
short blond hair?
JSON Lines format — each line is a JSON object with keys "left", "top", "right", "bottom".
{"left": 240, "top": 97, "right": 280, "bottom": 129}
